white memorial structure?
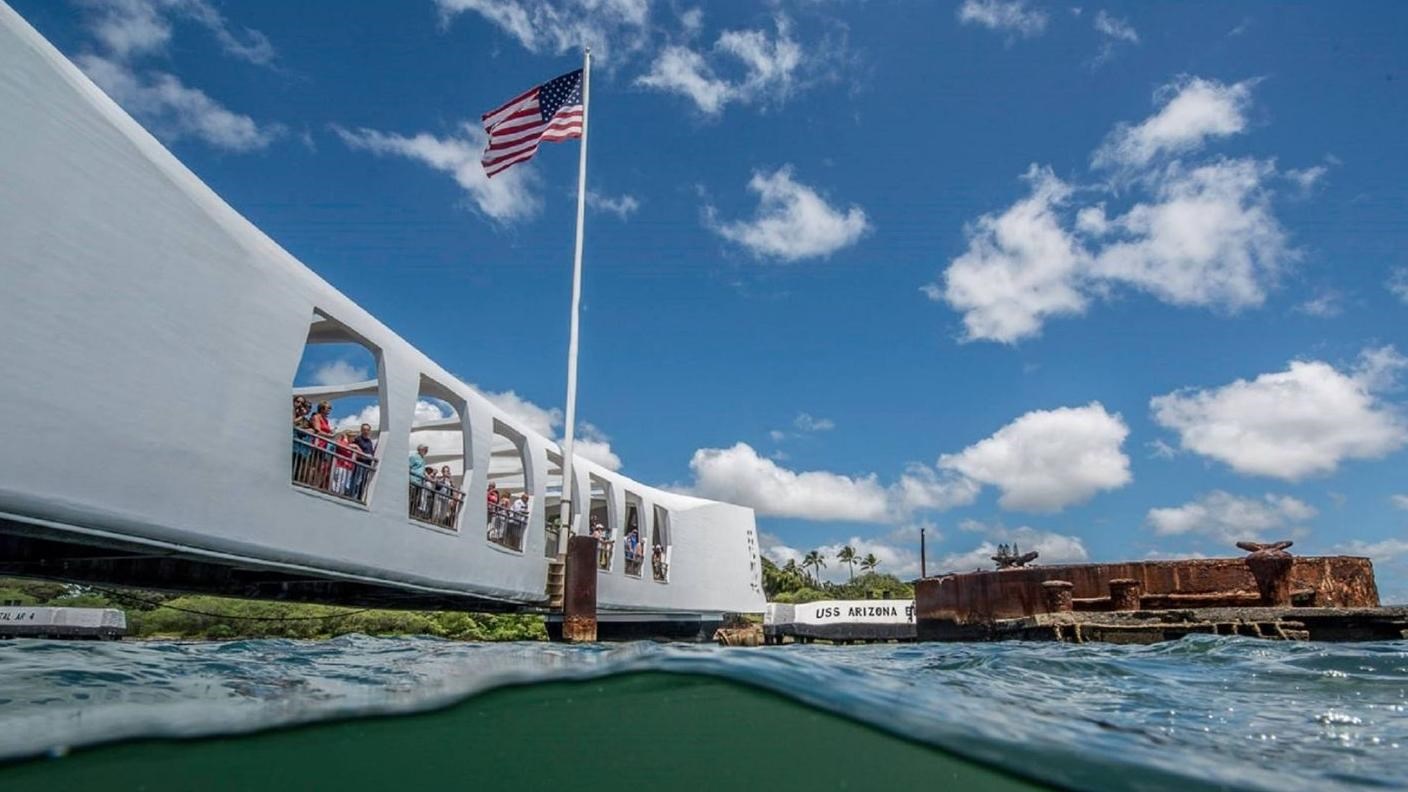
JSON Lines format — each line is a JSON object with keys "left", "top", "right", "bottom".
{"left": 0, "top": 4, "right": 765, "bottom": 635}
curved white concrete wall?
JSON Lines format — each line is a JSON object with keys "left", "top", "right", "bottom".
{"left": 0, "top": 4, "right": 765, "bottom": 615}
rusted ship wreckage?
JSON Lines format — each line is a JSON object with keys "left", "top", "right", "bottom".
{"left": 915, "top": 542, "right": 1407, "bottom": 643}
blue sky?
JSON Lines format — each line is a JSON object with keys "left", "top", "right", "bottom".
{"left": 15, "top": 0, "right": 1408, "bottom": 598}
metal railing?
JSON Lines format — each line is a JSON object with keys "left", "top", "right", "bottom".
{"left": 652, "top": 550, "right": 669, "bottom": 582}
{"left": 409, "top": 479, "right": 464, "bottom": 530}
{"left": 596, "top": 537, "right": 614, "bottom": 571}
{"left": 292, "top": 427, "right": 377, "bottom": 504}
{"left": 487, "top": 504, "right": 528, "bottom": 552}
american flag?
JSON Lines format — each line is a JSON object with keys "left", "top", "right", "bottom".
{"left": 481, "top": 69, "right": 584, "bottom": 178}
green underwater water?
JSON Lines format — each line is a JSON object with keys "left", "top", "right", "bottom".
{"left": 1, "top": 672, "right": 1044, "bottom": 791}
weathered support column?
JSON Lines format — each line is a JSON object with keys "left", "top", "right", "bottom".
{"left": 562, "top": 535, "right": 598, "bottom": 642}
{"left": 1109, "top": 578, "right": 1142, "bottom": 612}
{"left": 1042, "top": 580, "right": 1074, "bottom": 613}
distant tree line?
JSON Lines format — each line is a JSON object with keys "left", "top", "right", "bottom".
{"left": 761, "top": 546, "right": 913, "bottom": 604}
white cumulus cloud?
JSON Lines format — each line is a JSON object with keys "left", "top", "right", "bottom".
{"left": 929, "top": 76, "right": 1299, "bottom": 342}
{"left": 1091, "top": 10, "right": 1138, "bottom": 65}
{"left": 434, "top": 0, "right": 650, "bottom": 63}
{"left": 586, "top": 190, "right": 640, "bottom": 220}
{"left": 636, "top": 15, "right": 805, "bottom": 115}
{"left": 70, "top": 1, "right": 281, "bottom": 153}
{"left": 793, "top": 413, "right": 835, "bottom": 433}
{"left": 708, "top": 166, "right": 870, "bottom": 262}
{"left": 1147, "top": 491, "right": 1316, "bottom": 546}
{"left": 78, "top": 0, "right": 276, "bottom": 65}
{"left": 1093, "top": 77, "right": 1256, "bottom": 171}
{"left": 924, "top": 165, "right": 1088, "bottom": 343}
{"left": 684, "top": 443, "right": 976, "bottom": 523}
{"left": 311, "top": 360, "right": 370, "bottom": 386}
{"left": 479, "top": 388, "right": 621, "bottom": 471}
{"left": 956, "top": 0, "right": 1048, "bottom": 39}
{"left": 939, "top": 403, "right": 1132, "bottom": 512}
{"left": 1151, "top": 346, "right": 1408, "bottom": 480}
{"left": 78, "top": 55, "right": 283, "bottom": 152}
{"left": 1090, "top": 158, "right": 1290, "bottom": 310}
{"left": 1391, "top": 494, "right": 1408, "bottom": 511}
{"left": 333, "top": 124, "right": 540, "bottom": 223}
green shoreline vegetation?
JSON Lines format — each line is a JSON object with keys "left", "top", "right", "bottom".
{"left": 0, "top": 579, "right": 546, "bottom": 641}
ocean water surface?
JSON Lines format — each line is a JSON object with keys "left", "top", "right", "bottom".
{"left": 0, "top": 636, "right": 1405, "bottom": 790}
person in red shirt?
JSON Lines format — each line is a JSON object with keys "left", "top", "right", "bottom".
{"left": 310, "top": 401, "right": 334, "bottom": 489}
{"left": 331, "top": 431, "right": 356, "bottom": 496}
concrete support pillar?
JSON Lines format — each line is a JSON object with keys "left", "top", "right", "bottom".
{"left": 562, "top": 534, "right": 597, "bottom": 642}
{"left": 1042, "top": 580, "right": 1074, "bottom": 613}
{"left": 1109, "top": 578, "right": 1142, "bottom": 612}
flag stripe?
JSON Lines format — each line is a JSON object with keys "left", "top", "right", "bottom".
{"left": 481, "top": 86, "right": 538, "bottom": 126}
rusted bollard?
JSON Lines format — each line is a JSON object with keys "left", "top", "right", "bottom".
{"left": 1109, "top": 578, "right": 1142, "bottom": 612}
{"left": 1238, "top": 540, "right": 1295, "bottom": 607}
{"left": 1042, "top": 580, "right": 1074, "bottom": 613}
{"left": 562, "top": 534, "right": 598, "bottom": 642}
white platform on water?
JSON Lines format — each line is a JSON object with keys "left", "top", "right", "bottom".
{"left": 0, "top": 3, "right": 765, "bottom": 618}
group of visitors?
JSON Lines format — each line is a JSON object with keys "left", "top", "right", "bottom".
{"left": 486, "top": 483, "right": 530, "bottom": 547}
{"left": 292, "top": 396, "right": 377, "bottom": 501}
{"left": 290, "top": 402, "right": 664, "bottom": 575}
{"left": 409, "top": 444, "right": 463, "bottom": 528}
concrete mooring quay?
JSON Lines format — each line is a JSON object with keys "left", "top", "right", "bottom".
{"left": 914, "top": 543, "right": 1406, "bottom": 643}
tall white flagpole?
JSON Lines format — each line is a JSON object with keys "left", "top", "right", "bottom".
{"left": 557, "top": 47, "right": 590, "bottom": 555}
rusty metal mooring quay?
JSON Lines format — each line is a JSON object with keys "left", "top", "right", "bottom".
{"left": 914, "top": 542, "right": 1408, "bottom": 643}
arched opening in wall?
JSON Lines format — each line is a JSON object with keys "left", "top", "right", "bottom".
{"left": 487, "top": 419, "right": 529, "bottom": 552}
{"left": 588, "top": 474, "right": 615, "bottom": 572}
{"left": 290, "top": 310, "right": 385, "bottom": 503}
{"left": 623, "top": 492, "right": 644, "bottom": 577}
{"left": 408, "top": 376, "right": 469, "bottom": 531}
{"left": 542, "top": 451, "right": 584, "bottom": 558}
{"left": 651, "top": 505, "right": 672, "bottom": 582}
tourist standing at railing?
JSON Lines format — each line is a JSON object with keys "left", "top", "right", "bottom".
{"left": 292, "top": 397, "right": 314, "bottom": 485}
{"left": 486, "top": 483, "right": 499, "bottom": 510}
{"left": 433, "top": 465, "right": 455, "bottom": 525}
{"left": 421, "top": 467, "right": 438, "bottom": 519}
{"left": 652, "top": 544, "right": 666, "bottom": 580}
{"left": 625, "top": 528, "right": 641, "bottom": 569}
{"left": 351, "top": 423, "right": 376, "bottom": 500}
{"left": 512, "top": 492, "right": 529, "bottom": 518}
{"left": 409, "top": 444, "right": 429, "bottom": 518}
{"left": 331, "top": 431, "right": 356, "bottom": 496}
{"left": 310, "top": 401, "right": 334, "bottom": 489}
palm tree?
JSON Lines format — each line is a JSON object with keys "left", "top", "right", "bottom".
{"left": 801, "top": 550, "right": 826, "bottom": 584}
{"left": 837, "top": 545, "right": 858, "bottom": 581}
{"left": 860, "top": 553, "right": 879, "bottom": 573}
